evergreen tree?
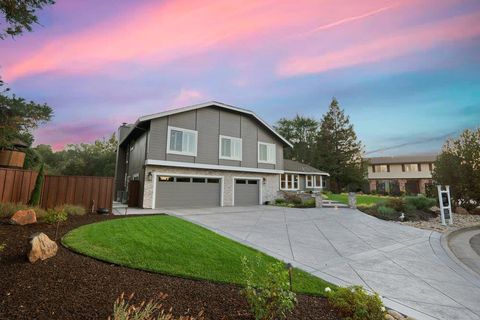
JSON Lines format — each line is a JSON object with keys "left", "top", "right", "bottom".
{"left": 275, "top": 115, "right": 319, "bottom": 164}
{"left": 315, "top": 98, "right": 365, "bottom": 192}
{"left": 29, "top": 162, "right": 45, "bottom": 206}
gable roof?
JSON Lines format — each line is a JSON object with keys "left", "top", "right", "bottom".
{"left": 120, "top": 101, "right": 292, "bottom": 147}
{"left": 283, "top": 159, "right": 329, "bottom": 176}
{"left": 367, "top": 154, "right": 437, "bottom": 165}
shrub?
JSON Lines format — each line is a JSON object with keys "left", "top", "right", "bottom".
{"left": 29, "top": 163, "right": 45, "bottom": 206}
{"left": 377, "top": 205, "right": 396, "bottom": 215}
{"left": 404, "top": 196, "right": 437, "bottom": 211}
{"left": 241, "top": 256, "right": 297, "bottom": 320}
{"left": 283, "top": 193, "right": 302, "bottom": 205}
{"left": 32, "top": 206, "right": 48, "bottom": 219}
{"left": 57, "top": 204, "right": 86, "bottom": 216}
{"left": 300, "top": 198, "right": 316, "bottom": 208}
{"left": 274, "top": 198, "right": 286, "bottom": 205}
{"left": 0, "top": 202, "right": 28, "bottom": 218}
{"left": 44, "top": 208, "right": 68, "bottom": 241}
{"left": 385, "top": 198, "right": 405, "bottom": 212}
{"left": 325, "top": 286, "right": 385, "bottom": 320}
{"left": 110, "top": 292, "right": 203, "bottom": 320}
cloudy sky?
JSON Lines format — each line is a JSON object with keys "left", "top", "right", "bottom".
{"left": 1, "top": 0, "right": 479, "bottom": 155}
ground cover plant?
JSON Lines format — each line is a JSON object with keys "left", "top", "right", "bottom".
{"left": 62, "top": 215, "right": 331, "bottom": 295}
{"left": 273, "top": 194, "right": 315, "bottom": 208}
{"left": 324, "top": 286, "right": 385, "bottom": 320}
{"left": 0, "top": 202, "right": 47, "bottom": 219}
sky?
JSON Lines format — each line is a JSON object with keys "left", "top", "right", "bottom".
{"left": 1, "top": 0, "right": 479, "bottom": 155}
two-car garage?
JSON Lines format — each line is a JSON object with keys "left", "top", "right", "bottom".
{"left": 153, "top": 175, "right": 260, "bottom": 208}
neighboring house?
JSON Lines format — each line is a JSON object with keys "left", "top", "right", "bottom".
{"left": 281, "top": 159, "right": 329, "bottom": 192}
{"left": 115, "top": 101, "right": 298, "bottom": 208}
{"left": 367, "top": 155, "right": 437, "bottom": 195}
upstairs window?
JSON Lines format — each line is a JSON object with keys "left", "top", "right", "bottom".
{"left": 374, "top": 165, "right": 389, "bottom": 172}
{"left": 167, "top": 126, "right": 197, "bottom": 156}
{"left": 403, "top": 164, "right": 420, "bottom": 172}
{"left": 219, "top": 135, "right": 242, "bottom": 161}
{"left": 258, "top": 142, "right": 276, "bottom": 164}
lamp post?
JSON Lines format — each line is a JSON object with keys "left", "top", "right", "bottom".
{"left": 285, "top": 263, "right": 293, "bottom": 291}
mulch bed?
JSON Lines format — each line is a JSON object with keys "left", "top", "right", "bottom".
{"left": 0, "top": 214, "right": 341, "bottom": 320}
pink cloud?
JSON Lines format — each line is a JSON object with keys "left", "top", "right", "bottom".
{"left": 3, "top": 0, "right": 398, "bottom": 82}
{"left": 171, "top": 89, "right": 206, "bottom": 106}
{"left": 278, "top": 11, "right": 480, "bottom": 77}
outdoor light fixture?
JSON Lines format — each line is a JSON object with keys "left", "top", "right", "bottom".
{"left": 147, "top": 172, "right": 152, "bottom": 181}
{"left": 285, "top": 263, "right": 293, "bottom": 290}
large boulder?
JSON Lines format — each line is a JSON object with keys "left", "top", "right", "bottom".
{"left": 28, "top": 233, "right": 58, "bottom": 263}
{"left": 10, "top": 209, "right": 37, "bottom": 225}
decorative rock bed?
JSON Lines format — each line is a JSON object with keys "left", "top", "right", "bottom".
{"left": 398, "top": 214, "right": 480, "bottom": 233}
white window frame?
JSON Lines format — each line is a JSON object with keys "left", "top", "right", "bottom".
{"left": 280, "top": 173, "right": 299, "bottom": 191}
{"left": 166, "top": 126, "right": 198, "bottom": 157}
{"left": 219, "top": 135, "right": 242, "bottom": 161}
{"left": 306, "top": 175, "right": 323, "bottom": 189}
{"left": 258, "top": 142, "right": 276, "bottom": 164}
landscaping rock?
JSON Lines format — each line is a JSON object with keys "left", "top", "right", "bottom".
{"left": 10, "top": 209, "right": 37, "bottom": 225}
{"left": 388, "top": 309, "right": 405, "bottom": 319}
{"left": 455, "top": 207, "right": 469, "bottom": 215}
{"left": 385, "top": 314, "right": 395, "bottom": 320}
{"left": 430, "top": 206, "right": 440, "bottom": 214}
{"left": 28, "top": 232, "right": 58, "bottom": 263}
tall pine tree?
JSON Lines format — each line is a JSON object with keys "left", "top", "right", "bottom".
{"left": 315, "top": 98, "right": 365, "bottom": 192}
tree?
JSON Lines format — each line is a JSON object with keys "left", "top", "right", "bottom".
{"left": 433, "top": 128, "right": 480, "bottom": 211}
{"left": 28, "top": 162, "right": 44, "bottom": 206}
{"left": 0, "top": 0, "right": 55, "bottom": 39}
{"left": 0, "top": 94, "right": 53, "bottom": 148}
{"left": 275, "top": 115, "right": 319, "bottom": 164}
{"left": 315, "top": 98, "right": 365, "bottom": 193}
{"left": 61, "top": 134, "right": 117, "bottom": 177}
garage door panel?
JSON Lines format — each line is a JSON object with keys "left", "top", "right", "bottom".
{"left": 234, "top": 179, "right": 259, "bottom": 206}
{"left": 155, "top": 177, "right": 220, "bottom": 208}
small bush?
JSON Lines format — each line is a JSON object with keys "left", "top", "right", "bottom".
{"left": 274, "top": 198, "right": 286, "bottom": 205}
{"left": 32, "top": 206, "right": 48, "bottom": 219}
{"left": 404, "top": 196, "right": 437, "bottom": 211}
{"left": 385, "top": 198, "right": 405, "bottom": 212}
{"left": 0, "top": 202, "right": 28, "bottom": 218}
{"left": 301, "top": 198, "right": 316, "bottom": 208}
{"left": 43, "top": 209, "right": 68, "bottom": 225}
{"left": 241, "top": 256, "right": 297, "bottom": 320}
{"left": 110, "top": 292, "right": 203, "bottom": 320}
{"left": 377, "top": 205, "right": 396, "bottom": 215}
{"left": 57, "top": 204, "right": 86, "bottom": 216}
{"left": 283, "top": 193, "right": 302, "bottom": 205}
{"left": 325, "top": 286, "right": 385, "bottom": 320}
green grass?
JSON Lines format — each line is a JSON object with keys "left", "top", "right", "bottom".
{"left": 325, "top": 193, "right": 393, "bottom": 206}
{"left": 62, "top": 216, "right": 332, "bottom": 295}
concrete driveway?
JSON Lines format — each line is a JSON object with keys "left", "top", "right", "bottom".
{"left": 163, "top": 206, "right": 480, "bottom": 320}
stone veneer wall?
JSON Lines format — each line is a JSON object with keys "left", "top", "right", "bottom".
{"left": 143, "top": 165, "right": 280, "bottom": 208}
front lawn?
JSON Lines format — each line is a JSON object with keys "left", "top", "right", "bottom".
{"left": 62, "top": 215, "right": 331, "bottom": 295}
{"left": 325, "top": 193, "right": 392, "bottom": 206}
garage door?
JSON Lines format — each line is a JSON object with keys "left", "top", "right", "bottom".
{"left": 234, "top": 179, "right": 260, "bottom": 206}
{"left": 155, "top": 176, "right": 221, "bottom": 208}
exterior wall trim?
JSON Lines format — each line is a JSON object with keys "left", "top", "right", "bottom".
{"left": 145, "top": 159, "right": 284, "bottom": 174}
{"left": 232, "top": 176, "right": 263, "bottom": 205}
{"left": 151, "top": 171, "right": 225, "bottom": 208}
{"left": 284, "top": 170, "right": 330, "bottom": 176}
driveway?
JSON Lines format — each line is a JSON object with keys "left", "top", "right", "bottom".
{"left": 163, "top": 206, "right": 480, "bottom": 320}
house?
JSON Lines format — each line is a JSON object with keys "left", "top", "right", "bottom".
{"left": 367, "top": 155, "right": 437, "bottom": 195}
{"left": 115, "top": 101, "right": 321, "bottom": 208}
{"left": 281, "top": 159, "right": 329, "bottom": 192}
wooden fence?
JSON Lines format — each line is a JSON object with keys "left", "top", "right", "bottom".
{"left": 0, "top": 168, "right": 113, "bottom": 212}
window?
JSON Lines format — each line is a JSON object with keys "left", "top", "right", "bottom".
{"left": 429, "top": 163, "right": 435, "bottom": 172}
{"left": 167, "top": 126, "right": 198, "bottom": 156}
{"left": 280, "top": 174, "right": 299, "bottom": 190}
{"left": 236, "top": 179, "right": 246, "bottom": 184}
{"left": 403, "top": 164, "right": 419, "bottom": 172}
{"left": 207, "top": 178, "right": 220, "bottom": 183}
{"left": 219, "top": 135, "right": 242, "bottom": 160}
{"left": 375, "top": 165, "right": 389, "bottom": 172}
{"left": 158, "top": 176, "right": 174, "bottom": 182}
{"left": 248, "top": 180, "right": 258, "bottom": 185}
{"left": 306, "top": 175, "right": 323, "bottom": 188}
{"left": 258, "top": 142, "right": 276, "bottom": 164}
{"left": 192, "top": 178, "right": 205, "bottom": 183}
{"left": 176, "top": 177, "right": 191, "bottom": 182}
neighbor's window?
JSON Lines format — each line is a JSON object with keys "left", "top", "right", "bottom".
{"left": 219, "top": 135, "right": 242, "bottom": 160}
{"left": 306, "top": 175, "right": 323, "bottom": 188}
{"left": 167, "top": 126, "right": 197, "bottom": 156}
{"left": 258, "top": 142, "right": 276, "bottom": 164}
{"left": 306, "top": 175, "right": 313, "bottom": 188}
{"left": 280, "top": 174, "right": 299, "bottom": 190}
{"left": 403, "top": 164, "right": 419, "bottom": 172}
{"left": 315, "top": 175, "right": 321, "bottom": 187}
{"left": 375, "top": 165, "right": 389, "bottom": 172}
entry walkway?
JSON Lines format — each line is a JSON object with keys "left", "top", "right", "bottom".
{"left": 162, "top": 206, "right": 480, "bottom": 320}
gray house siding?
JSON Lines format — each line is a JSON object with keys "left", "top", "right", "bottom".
{"left": 146, "top": 106, "right": 284, "bottom": 170}
{"left": 128, "top": 132, "right": 147, "bottom": 177}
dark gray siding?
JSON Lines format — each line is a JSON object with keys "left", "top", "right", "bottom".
{"left": 128, "top": 132, "right": 147, "bottom": 177}
{"left": 114, "top": 146, "right": 127, "bottom": 198}
{"left": 146, "top": 106, "right": 285, "bottom": 169}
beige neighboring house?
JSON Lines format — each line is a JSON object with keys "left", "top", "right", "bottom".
{"left": 367, "top": 154, "right": 437, "bottom": 195}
